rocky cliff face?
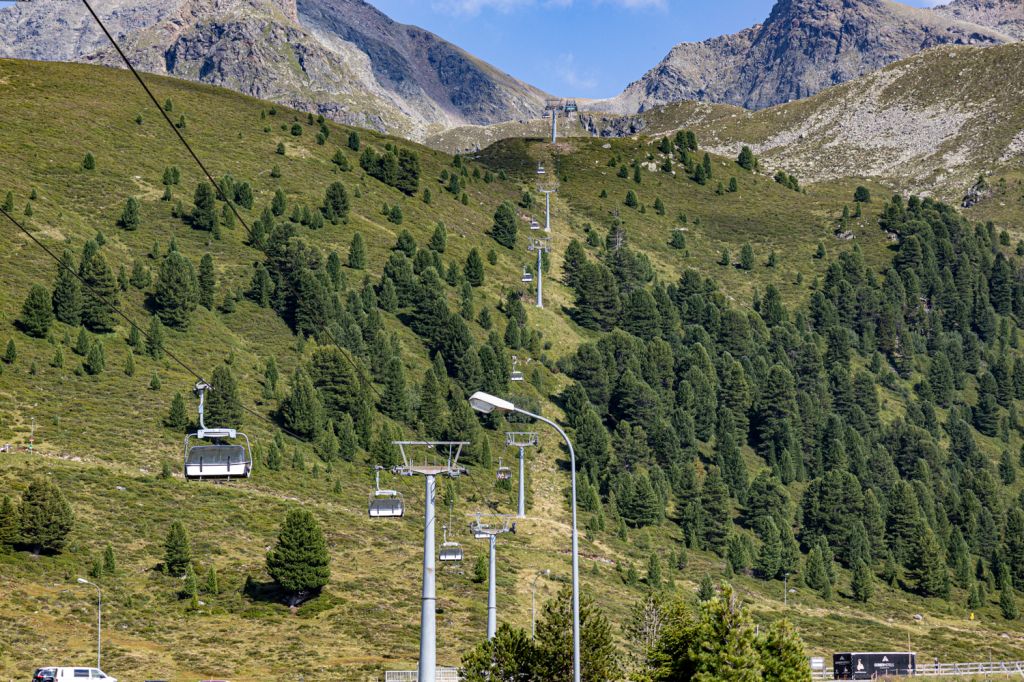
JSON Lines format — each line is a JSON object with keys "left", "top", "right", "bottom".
{"left": 0, "top": 0, "right": 547, "bottom": 139}
{"left": 598, "top": 0, "right": 1014, "bottom": 113}
{"left": 933, "top": 0, "right": 1024, "bottom": 40}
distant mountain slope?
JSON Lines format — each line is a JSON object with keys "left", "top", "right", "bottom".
{"left": 607, "top": 42, "right": 1024, "bottom": 199}
{"left": 933, "top": 0, "right": 1024, "bottom": 40}
{"left": 0, "top": 0, "right": 548, "bottom": 139}
{"left": 597, "top": 0, "right": 1013, "bottom": 113}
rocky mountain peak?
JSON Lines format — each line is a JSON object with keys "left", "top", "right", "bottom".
{"left": 0, "top": 0, "right": 546, "bottom": 140}
{"left": 597, "top": 0, "right": 1014, "bottom": 114}
{"left": 934, "top": 0, "right": 1024, "bottom": 39}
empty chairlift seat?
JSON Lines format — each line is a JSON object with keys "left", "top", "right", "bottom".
{"left": 521, "top": 267, "right": 534, "bottom": 283}
{"left": 439, "top": 541, "right": 464, "bottom": 562}
{"left": 530, "top": 219, "right": 540, "bottom": 231}
{"left": 184, "top": 429, "right": 252, "bottom": 481}
{"left": 369, "top": 467, "right": 404, "bottom": 518}
{"left": 536, "top": 162, "right": 545, "bottom": 175}
{"left": 369, "top": 491, "right": 404, "bottom": 518}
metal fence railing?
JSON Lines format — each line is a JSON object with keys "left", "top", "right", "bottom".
{"left": 385, "top": 669, "right": 460, "bottom": 682}
{"left": 811, "top": 660, "right": 1024, "bottom": 679}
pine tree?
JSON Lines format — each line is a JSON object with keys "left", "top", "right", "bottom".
{"left": 197, "top": 254, "right": 216, "bottom": 310}
{"left": 347, "top": 131, "right": 360, "bottom": 151}
{"left": 674, "top": 583, "right": 762, "bottom": 682}
{"left": 381, "top": 355, "right": 411, "bottom": 422}
{"left": 82, "top": 152, "right": 95, "bottom": 170}
{"left": 758, "top": 619, "right": 809, "bottom": 682}
{"left": 491, "top": 201, "right": 518, "bottom": 249}
{"left": 266, "top": 508, "right": 331, "bottom": 605}
{"left": 461, "top": 624, "right": 537, "bottom": 682}
{"left": 1000, "top": 568, "right": 1019, "bottom": 620}
{"left": 146, "top": 315, "right": 165, "bottom": 359}
{"left": 854, "top": 186, "right": 871, "bottom": 203}
{"left": 191, "top": 182, "right": 217, "bottom": 231}
{"left": 647, "top": 552, "right": 663, "bottom": 589}
{"left": 19, "top": 285, "right": 53, "bottom": 338}
{"left": 625, "top": 190, "right": 639, "bottom": 208}
{"left": 84, "top": 340, "right": 105, "bottom": 375}
{"left": 205, "top": 566, "right": 220, "bottom": 595}
{"left": 150, "top": 372, "right": 162, "bottom": 390}
{"left": 756, "top": 517, "right": 783, "bottom": 580}
{"left": 271, "top": 188, "right": 287, "bottom": 217}
{"left": 464, "top": 248, "right": 485, "bottom": 287}
{"left": 182, "top": 562, "right": 199, "bottom": 607}
{"left": 52, "top": 249, "right": 82, "bottom": 326}
{"left": 164, "top": 521, "right": 192, "bottom": 575}
{"left": 80, "top": 252, "right": 118, "bottom": 332}
{"left": 347, "top": 232, "right": 366, "bottom": 270}
{"left": 910, "top": 522, "right": 950, "bottom": 598}
{"left": 0, "top": 495, "right": 19, "bottom": 549}
{"left": 281, "top": 369, "right": 325, "bottom": 438}
{"left": 154, "top": 251, "right": 199, "bottom": 329}
{"left": 19, "top": 479, "right": 74, "bottom": 554}
{"left": 206, "top": 365, "right": 243, "bottom": 427}
{"left": 739, "top": 244, "right": 754, "bottom": 271}
{"left": 102, "top": 543, "right": 116, "bottom": 575}
{"left": 429, "top": 222, "right": 447, "bottom": 253}
{"left": 167, "top": 392, "right": 189, "bottom": 430}
{"left": 851, "top": 559, "right": 873, "bottom": 603}
{"left": 119, "top": 197, "right": 141, "bottom": 231}
{"left": 737, "top": 146, "right": 756, "bottom": 170}
{"left": 700, "top": 467, "right": 731, "bottom": 554}
{"left": 534, "top": 586, "right": 620, "bottom": 682}
{"left": 322, "top": 181, "right": 349, "bottom": 224}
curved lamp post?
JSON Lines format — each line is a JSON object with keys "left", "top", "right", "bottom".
{"left": 468, "top": 391, "right": 581, "bottom": 682}
{"left": 77, "top": 578, "right": 102, "bottom": 669}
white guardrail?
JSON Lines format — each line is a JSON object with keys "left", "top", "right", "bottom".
{"left": 811, "top": 660, "right": 1024, "bottom": 679}
{"left": 385, "top": 669, "right": 460, "bottom": 682}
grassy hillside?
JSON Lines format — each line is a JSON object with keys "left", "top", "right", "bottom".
{"left": 2, "top": 58, "right": 1024, "bottom": 682}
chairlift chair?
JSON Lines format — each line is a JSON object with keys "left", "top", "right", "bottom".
{"left": 368, "top": 466, "right": 404, "bottom": 518}
{"left": 521, "top": 267, "right": 534, "bottom": 283}
{"left": 496, "top": 458, "right": 512, "bottom": 481}
{"left": 536, "top": 162, "right": 545, "bottom": 175}
{"left": 510, "top": 355, "right": 525, "bottom": 382}
{"left": 183, "top": 381, "right": 253, "bottom": 481}
{"left": 530, "top": 219, "right": 541, "bottom": 231}
{"left": 439, "top": 524, "right": 464, "bottom": 562}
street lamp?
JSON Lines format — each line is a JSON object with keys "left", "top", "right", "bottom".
{"left": 531, "top": 569, "right": 551, "bottom": 641}
{"left": 468, "top": 391, "right": 581, "bottom": 682}
{"left": 77, "top": 578, "right": 102, "bottom": 669}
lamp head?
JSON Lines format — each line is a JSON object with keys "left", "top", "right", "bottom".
{"left": 77, "top": 578, "right": 89, "bottom": 584}
{"left": 468, "top": 391, "right": 515, "bottom": 415}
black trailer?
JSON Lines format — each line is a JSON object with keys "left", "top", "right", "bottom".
{"left": 833, "top": 652, "right": 916, "bottom": 679}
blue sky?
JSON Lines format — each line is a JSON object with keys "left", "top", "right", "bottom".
{"left": 367, "top": 0, "right": 947, "bottom": 98}
{"left": 0, "top": 0, "right": 947, "bottom": 98}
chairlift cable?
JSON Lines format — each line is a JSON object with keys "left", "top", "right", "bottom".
{"left": 79, "top": 0, "right": 385, "bottom": 405}
{"left": 1, "top": 206, "right": 310, "bottom": 446}
{"left": 1, "top": 206, "right": 206, "bottom": 385}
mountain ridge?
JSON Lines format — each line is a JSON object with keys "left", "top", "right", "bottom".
{"left": 595, "top": 0, "right": 1015, "bottom": 113}
{"left": 0, "top": 0, "right": 549, "bottom": 140}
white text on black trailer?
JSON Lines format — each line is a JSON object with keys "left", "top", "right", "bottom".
{"left": 183, "top": 381, "right": 252, "bottom": 481}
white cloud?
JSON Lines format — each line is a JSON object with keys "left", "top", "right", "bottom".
{"left": 555, "top": 52, "right": 599, "bottom": 92}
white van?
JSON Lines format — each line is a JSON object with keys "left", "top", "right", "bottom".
{"left": 52, "top": 668, "right": 116, "bottom": 681}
